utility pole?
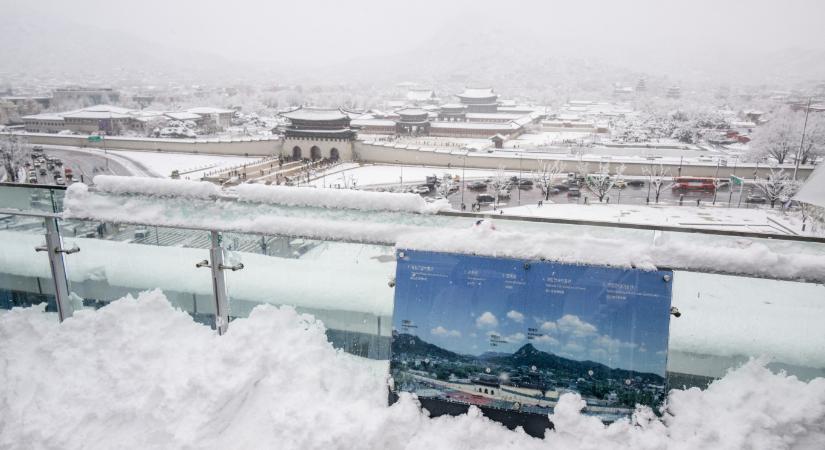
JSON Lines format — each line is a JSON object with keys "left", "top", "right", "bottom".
{"left": 461, "top": 152, "right": 466, "bottom": 207}
{"left": 793, "top": 97, "right": 812, "bottom": 181}
{"left": 518, "top": 153, "right": 522, "bottom": 205}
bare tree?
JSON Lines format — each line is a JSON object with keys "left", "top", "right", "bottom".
{"left": 532, "top": 160, "right": 563, "bottom": 200}
{"left": 436, "top": 174, "right": 456, "bottom": 198}
{"left": 643, "top": 164, "right": 671, "bottom": 204}
{"left": 584, "top": 162, "right": 621, "bottom": 202}
{"left": 754, "top": 167, "right": 797, "bottom": 208}
{"left": 1, "top": 134, "right": 30, "bottom": 182}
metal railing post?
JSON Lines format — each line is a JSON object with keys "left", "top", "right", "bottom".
{"left": 40, "top": 217, "right": 75, "bottom": 322}
{"left": 209, "top": 231, "right": 230, "bottom": 335}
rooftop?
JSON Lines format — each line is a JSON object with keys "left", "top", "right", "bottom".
{"left": 457, "top": 87, "right": 498, "bottom": 99}
{"left": 281, "top": 107, "right": 349, "bottom": 122}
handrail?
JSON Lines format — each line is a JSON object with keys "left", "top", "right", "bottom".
{"left": 0, "top": 182, "right": 68, "bottom": 191}
{"left": 437, "top": 211, "right": 825, "bottom": 244}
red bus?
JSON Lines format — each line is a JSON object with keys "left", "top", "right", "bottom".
{"left": 671, "top": 177, "right": 715, "bottom": 192}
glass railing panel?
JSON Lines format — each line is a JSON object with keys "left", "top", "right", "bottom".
{"left": 669, "top": 270, "right": 825, "bottom": 387}
{"left": 0, "top": 184, "right": 65, "bottom": 213}
{"left": 222, "top": 231, "right": 396, "bottom": 359}
{"left": 57, "top": 218, "right": 217, "bottom": 328}
{"left": 0, "top": 219, "right": 59, "bottom": 316}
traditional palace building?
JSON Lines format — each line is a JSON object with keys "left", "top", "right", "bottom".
{"left": 279, "top": 107, "right": 357, "bottom": 161}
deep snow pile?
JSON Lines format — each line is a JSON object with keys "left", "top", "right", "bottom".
{"left": 2, "top": 292, "right": 824, "bottom": 450}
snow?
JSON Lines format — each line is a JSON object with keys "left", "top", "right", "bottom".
{"left": 396, "top": 219, "right": 825, "bottom": 283}
{"left": 1, "top": 290, "right": 824, "bottom": 449}
{"left": 235, "top": 183, "right": 450, "bottom": 214}
{"left": 306, "top": 164, "right": 519, "bottom": 188}
{"left": 61, "top": 185, "right": 825, "bottom": 282}
{"left": 109, "top": 150, "right": 260, "bottom": 179}
{"left": 89, "top": 175, "right": 221, "bottom": 199}
{"left": 498, "top": 202, "right": 810, "bottom": 235}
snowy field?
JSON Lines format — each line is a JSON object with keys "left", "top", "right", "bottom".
{"left": 307, "top": 164, "right": 522, "bottom": 188}
{"left": 110, "top": 150, "right": 261, "bottom": 179}
{"left": 499, "top": 203, "right": 810, "bottom": 235}
{"left": 1, "top": 291, "right": 823, "bottom": 449}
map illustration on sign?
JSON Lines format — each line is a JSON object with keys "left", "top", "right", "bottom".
{"left": 391, "top": 250, "right": 673, "bottom": 422}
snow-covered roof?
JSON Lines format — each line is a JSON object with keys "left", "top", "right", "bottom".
{"left": 186, "top": 107, "right": 234, "bottom": 115}
{"left": 63, "top": 111, "right": 132, "bottom": 119}
{"left": 395, "top": 108, "right": 429, "bottom": 116}
{"left": 351, "top": 119, "right": 396, "bottom": 127}
{"left": 280, "top": 107, "right": 348, "bottom": 121}
{"left": 430, "top": 122, "right": 519, "bottom": 130}
{"left": 22, "top": 113, "right": 65, "bottom": 122}
{"left": 166, "top": 112, "right": 202, "bottom": 121}
{"left": 794, "top": 165, "right": 825, "bottom": 208}
{"left": 457, "top": 87, "right": 497, "bottom": 99}
{"left": 465, "top": 112, "right": 525, "bottom": 120}
{"left": 439, "top": 103, "right": 466, "bottom": 110}
{"left": 83, "top": 104, "right": 134, "bottom": 114}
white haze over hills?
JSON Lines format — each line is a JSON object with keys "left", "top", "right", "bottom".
{"left": 2, "top": 0, "right": 825, "bottom": 91}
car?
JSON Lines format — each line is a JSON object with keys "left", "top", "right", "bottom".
{"left": 567, "top": 187, "right": 581, "bottom": 197}
{"left": 476, "top": 194, "right": 496, "bottom": 204}
{"left": 613, "top": 179, "right": 627, "bottom": 188}
{"left": 552, "top": 183, "right": 569, "bottom": 191}
{"left": 497, "top": 189, "right": 511, "bottom": 199}
{"left": 39, "top": 168, "right": 47, "bottom": 176}
{"left": 627, "top": 179, "right": 645, "bottom": 187}
{"left": 28, "top": 177, "right": 38, "bottom": 184}
{"left": 746, "top": 194, "right": 767, "bottom": 204}
{"left": 54, "top": 177, "right": 65, "bottom": 186}
{"left": 468, "top": 181, "right": 487, "bottom": 190}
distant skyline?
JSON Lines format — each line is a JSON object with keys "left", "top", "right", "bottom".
{"left": 4, "top": 0, "right": 825, "bottom": 85}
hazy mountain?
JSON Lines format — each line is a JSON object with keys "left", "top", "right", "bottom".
{"left": 0, "top": 12, "right": 260, "bottom": 86}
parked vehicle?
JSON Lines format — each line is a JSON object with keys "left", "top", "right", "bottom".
{"left": 746, "top": 194, "right": 767, "bottom": 204}
{"left": 38, "top": 168, "right": 47, "bottom": 176}
{"left": 468, "top": 181, "right": 487, "bottom": 190}
{"left": 476, "top": 194, "right": 496, "bottom": 204}
{"left": 567, "top": 187, "right": 581, "bottom": 197}
{"left": 627, "top": 179, "right": 645, "bottom": 187}
{"left": 497, "top": 189, "right": 511, "bottom": 199}
{"left": 613, "top": 179, "right": 627, "bottom": 188}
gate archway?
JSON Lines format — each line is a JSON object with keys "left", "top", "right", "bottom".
{"left": 330, "top": 148, "right": 340, "bottom": 161}
{"left": 310, "top": 146, "right": 322, "bottom": 161}
{"left": 292, "top": 146, "right": 302, "bottom": 161}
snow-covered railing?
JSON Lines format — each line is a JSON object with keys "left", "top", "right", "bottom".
{"left": 92, "top": 175, "right": 220, "bottom": 199}
{"left": 234, "top": 184, "right": 449, "bottom": 214}
{"left": 55, "top": 181, "right": 825, "bottom": 284}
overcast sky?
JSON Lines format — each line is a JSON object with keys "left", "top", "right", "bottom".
{"left": 5, "top": 0, "right": 825, "bottom": 79}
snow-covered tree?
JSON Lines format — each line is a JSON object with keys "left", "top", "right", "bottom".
{"left": 748, "top": 109, "right": 824, "bottom": 165}
{"left": 643, "top": 164, "right": 670, "bottom": 204}
{"left": 585, "top": 162, "right": 622, "bottom": 202}
{"left": 532, "top": 160, "right": 563, "bottom": 200}
{"left": 798, "top": 115, "right": 825, "bottom": 164}
{"left": 1, "top": 135, "right": 29, "bottom": 182}
{"left": 490, "top": 166, "right": 509, "bottom": 205}
{"left": 754, "top": 167, "right": 798, "bottom": 208}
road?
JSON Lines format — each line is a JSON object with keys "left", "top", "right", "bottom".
{"left": 27, "top": 145, "right": 159, "bottom": 185}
